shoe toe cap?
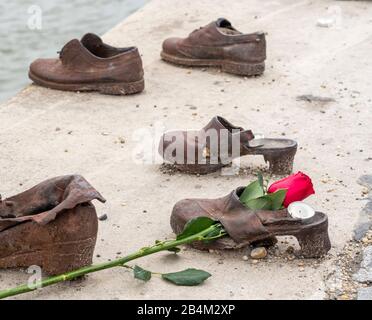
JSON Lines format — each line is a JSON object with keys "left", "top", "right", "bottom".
{"left": 29, "top": 58, "right": 46, "bottom": 75}
{"left": 29, "top": 58, "right": 59, "bottom": 81}
{"left": 171, "top": 199, "right": 208, "bottom": 234}
{"left": 162, "top": 37, "right": 184, "bottom": 57}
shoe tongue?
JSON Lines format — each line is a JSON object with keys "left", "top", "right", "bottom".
{"left": 80, "top": 33, "right": 103, "bottom": 50}
{"left": 58, "top": 39, "right": 80, "bottom": 59}
{"left": 216, "top": 18, "right": 233, "bottom": 29}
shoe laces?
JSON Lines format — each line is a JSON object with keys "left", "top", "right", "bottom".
{"left": 191, "top": 26, "right": 204, "bottom": 34}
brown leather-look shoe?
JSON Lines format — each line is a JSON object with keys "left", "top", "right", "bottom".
{"left": 29, "top": 33, "right": 144, "bottom": 95}
{"left": 171, "top": 187, "right": 331, "bottom": 258}
{"left": 159, "top": 116, "right": 297, "bottom": 175}
{"left": 0, "top": 175, "right": 105, "bottom": 275}
{"left": 161, "top": 18, "right": 266, "bottom": 76}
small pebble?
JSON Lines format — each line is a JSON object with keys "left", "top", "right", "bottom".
{"left": 288, "top": 254, "right": 296, "bottom": 261}
{"left": 98, "top": 214, "right": 108, "bottom": 221}
{"left": 250, "top": 247, "right": 267, "bottom": 259}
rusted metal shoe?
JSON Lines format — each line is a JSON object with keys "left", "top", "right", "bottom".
{"left": 0, "top": 175, "right": 105, "bottom": 275}
{"left": 159, "top": 116, "right": 297, "bottom": 175}
{"left": 29, "top": 33, "right": 144, "bottom": 95}
{"left": 171, "top": 187, "right": 331, "bottom": 258}
{"left": 161, "top": 18, "right": 266, "bottom": 76}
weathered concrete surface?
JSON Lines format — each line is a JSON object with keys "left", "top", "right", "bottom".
{"left": 355, "top": 175, "right": 372, "bottom": 240}
{"left": 357, "top": 287, "right": 372, "bottom": 300}
{"left": 353, "top": 246, "right": 372, "bottom": 283}
{"left": 0, "top": 0, "right": 372, "bottom": 299}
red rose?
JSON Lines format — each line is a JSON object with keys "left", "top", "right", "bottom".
{"left": 268, "top": 172, "right": 315, "bottom": 207}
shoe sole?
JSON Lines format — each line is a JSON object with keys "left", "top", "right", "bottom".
{"left": 161, "top": 51, "right": 265, "bottom": 76}
{"left": 29, "top": 71, "right": 145, "bottom": 96}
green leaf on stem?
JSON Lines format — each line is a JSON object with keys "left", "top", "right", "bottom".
{"left": 245, "top": 196, "right": 272, "bottom": 210}
{"left": 202, "top": 224, "right": 226, "bottom": 243}
{"left": 162, "top": 268, "right": 211, "bottom": 286}
{"left": 239, "top": 180, "right": 264, "bottom": 204}
{"left": 258, "top": 173, "right": 264, "bottom": 190}
{"left": 245, "top": 189, "right": 287, "bottom": 211}
{"left": 134, "top": 265, "right": 152, "bottom": 281}
{"left": 177, "top": 217, "right": 215, "bottom": 240}
{"left": 269, "top": 189, "right": 287, "bottom": 210}
{"left": 167, "top": 247, "right": 181, "bottom": 253}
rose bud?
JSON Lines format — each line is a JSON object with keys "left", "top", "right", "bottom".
{"left": 268, "top": 172, "right": 315, "bottom": 207}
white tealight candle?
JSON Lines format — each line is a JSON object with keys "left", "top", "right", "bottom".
{"left": 253, "top": 133, "right": 265, "bottom": 140}
{"left": 288, "top": 202, "right": 315, "bottom": 219}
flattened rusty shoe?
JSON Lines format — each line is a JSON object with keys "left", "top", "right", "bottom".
{"left": 159, "top": 116, "right": 297, "bottom": 175}
{"left": 171, "top": 187, "right": 331, "bottom": 258}
{"left": 0, "top": 175, "right": 105, "bottom": 275}
{"left": 29, "top": 33, "right": 144, "bottom": 95}
{"left": 161, "top": 18, "right": 266, "bottom": 76}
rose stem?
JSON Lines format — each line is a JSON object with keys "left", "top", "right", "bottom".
{"left": 0, "top": 223, "right": 225, "bottom": 299}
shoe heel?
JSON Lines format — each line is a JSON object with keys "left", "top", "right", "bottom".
{"left": 264, "top": 150, "right": 296, "bottom": 175}
{"left": 295, "top": 227, "right": 331, "bottom": 258}
{"left": 99, "top": 79, "right": 144, "bottom": 95}
{"left": 222, "top": 61, "right": 265, "bottom": 76}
